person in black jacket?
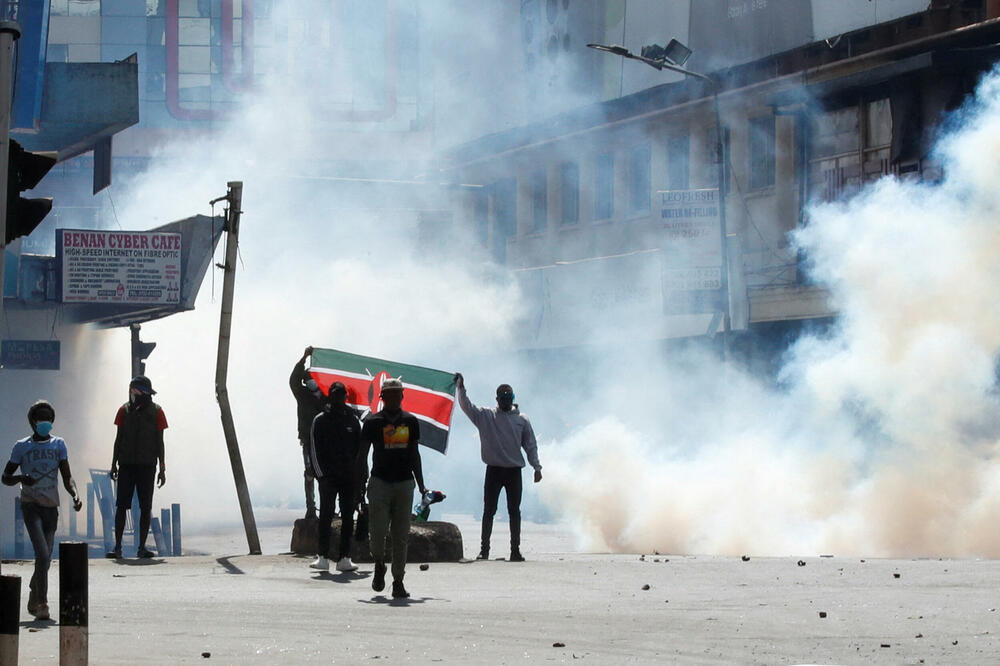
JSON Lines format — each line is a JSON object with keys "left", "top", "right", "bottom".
{"left": 309, "top": 382, "right": 363, "bottom": 572}
{"left": 290, "top": 346, "right": 324, "bottom": 520}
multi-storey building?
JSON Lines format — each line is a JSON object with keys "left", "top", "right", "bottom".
{"left": 442, "top": 0, "right": 1000, "bottom": 362}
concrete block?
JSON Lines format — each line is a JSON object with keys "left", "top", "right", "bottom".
{"left": 291, "top": 518, "right": 465, "bottom": 562}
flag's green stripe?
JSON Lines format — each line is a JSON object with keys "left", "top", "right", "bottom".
{"left": 419, "top": 422, "right": 448, "bottom": 454}
{"left": 312, "top": 348, "right": 455, "bottom": 393}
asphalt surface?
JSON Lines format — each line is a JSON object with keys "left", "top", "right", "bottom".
{"left": 6, "top": 517, "right": 1000, "bottom": 664}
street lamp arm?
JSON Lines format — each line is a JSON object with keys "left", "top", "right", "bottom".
{"left": 586, "top": 43, "right": 716, "bottom": 87}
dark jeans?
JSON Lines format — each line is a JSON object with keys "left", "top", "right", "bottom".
{"left": 21, "top": 501, "right": 58, "bottom": 604}
{"left": 317, "top": 476, "right": 355, "bottom": 559}
{"left": 481, "top": 465, "right": 522, "bottom": 553}
{"left": 115, "top": 464, "right": 156, "bottom": 549}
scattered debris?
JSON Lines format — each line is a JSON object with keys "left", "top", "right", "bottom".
{"left": 202, "top": 652, "right": 211, "bottom": 658}
{"left": 797, "top": 560, "right": 806, "bottom": 567}
{"left": 639, "top": 555, "right": 645, "bottom": 561}
{"left": 820, "top": 554, "right": 833, "bottom": 558}
{"left": 112, "top": 574, "right": 125, "bottom": 578}
{"left": 860, "top": 559, "right": 866, "bottom": 563}
{"left": 952, "top": 640, "right": 959, "bottom": 645}
{"left": 419, "top": 564, "right": 429, "bottom": 571}
{"left": 553, "top": 642, "right": 565, "bottom": 648}
{"left": 893, "top": 573, "right": 901, "bottom": 579}
{"left": 741, "top": 555, "right": 750, "bottom": 562}
{"left": 915, "top": 633, "right": 923, "bottom": 638}
{"left": 653, "top": 558, "right": 660, "bottom": 562}
{"left": 28, "top": 628, "right": 38, "bottom": 633}
{"left": 880, "top": 644, "right": 891, "bottom": 648}
{"left": 641, "top": 584, "right": 650, "bottom": 590}
{"left": 819, "top": 611, "right": 827, "bottom": 618}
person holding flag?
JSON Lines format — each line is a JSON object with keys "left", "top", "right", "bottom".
{"left": 291, "top": 346, "right": 324, "bottom": 520}
{"left": 455, "top": 373, "right": 542, "bottom": 562}
{"left": 360, "top": 377, "right": 427, "bottom": 599}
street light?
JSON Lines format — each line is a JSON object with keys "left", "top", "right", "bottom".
{"left": 587, "top": 40, "right": 732, "bottom": 342}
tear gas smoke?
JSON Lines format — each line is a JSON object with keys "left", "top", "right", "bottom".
{"left": 17, "top": 6, "right": 1000, "bottom": 559}
{"left": 542, "top": 67, "right": 1000, "bottom": 558}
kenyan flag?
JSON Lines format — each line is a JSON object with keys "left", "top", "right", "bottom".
{"left": 308, "top": 347, "right": 457, "bottom": 454}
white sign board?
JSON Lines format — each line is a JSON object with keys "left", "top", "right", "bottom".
{"left": 57, "top": 229, "right": 182, "bottom": 304}
{"left": 660, "top": 188, "right": 722, "bottom": 291}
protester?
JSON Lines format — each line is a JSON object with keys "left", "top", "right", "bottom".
{"left": 309, "top": 382, "right": 363, "bottom": 572}
{"left": 455, "top": 373, "right": 541, "bottom": 562}
{"left": 107, "top": 375, "right": 167, "bottom": 559}
{"left": 360, "top": 378, "right": 427, "bottom": 598}
{"left": 290, "top": 346, "right": 324, "bottom": 520}
{"left": 2, "top": 400, "right": 83, "bottom": 620}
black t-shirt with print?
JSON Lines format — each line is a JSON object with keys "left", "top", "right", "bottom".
{"left": 362, "top": 409, "right": 421, "bottom": 483}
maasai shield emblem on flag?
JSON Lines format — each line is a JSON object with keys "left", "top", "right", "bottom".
{"left": 307, "top": 347, "right": 457, "bottom": 454}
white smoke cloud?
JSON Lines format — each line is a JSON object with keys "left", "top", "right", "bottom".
{"left": 540, "top": 67, "right": 1000, "bottom": 558}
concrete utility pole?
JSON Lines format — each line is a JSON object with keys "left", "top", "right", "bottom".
{"left": 213, "top": 181, "right": 261, "bottom": 555}
{"left": 0, "top": 21, "right": 20, "bottom": 362}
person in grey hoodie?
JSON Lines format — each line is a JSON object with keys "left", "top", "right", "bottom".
{"left": 455, "top": 373, "right": 542, "bottom": 562}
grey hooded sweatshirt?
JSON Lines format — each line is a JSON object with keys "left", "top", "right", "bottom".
{"left": 457, "top": 385, "right": 541, "bottom": 471}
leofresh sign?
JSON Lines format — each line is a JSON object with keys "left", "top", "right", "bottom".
{"left": 660, "top": 188, "right": 723, "bottom": 292}
{"left": 56, "top": 229, "right": 182, "bottom": 304}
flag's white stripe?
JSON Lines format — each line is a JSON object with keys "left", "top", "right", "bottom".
{"left": 345, "top": 401, "right": 452, "bottom": 431}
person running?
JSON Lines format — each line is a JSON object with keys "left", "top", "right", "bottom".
{"left": 290, "top": 346, "right": 324, "bottom": 520}
{"left": 107, "top": 375, "right": 167, "bottom": 559}
{"left": 309, "top": 382, "right": 363, "bottom": 573}
{"left": 360, "top": 378, "right": 427, "bottom": 599}
{"left": 2, "top": 400, "right": 83, "bottom": 620}
{"left": 455, "top": 373, "right": 542, "bottom": 562}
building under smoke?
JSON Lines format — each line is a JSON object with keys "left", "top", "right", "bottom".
{"left": 442, "top": 0, "right": 1000, "bottom": 370}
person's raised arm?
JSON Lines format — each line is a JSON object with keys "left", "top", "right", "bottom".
{"left": 290, "top": 347, "right": 312, "bottom": 393}
{"left": 455, "top": 373, "right": 487, "bottom": 426}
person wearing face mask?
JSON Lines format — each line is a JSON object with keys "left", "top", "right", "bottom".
{"left": 3, "top": 400, "right": 83, "bottom": 620}
{"left": 291, "top": 346, "right": 324, "bottom": 520}
{"left": 454, "top": 373, "right": 542, "bottom": 562}
{"left": 107, "top": 375, "right": 168, "bottom": 559}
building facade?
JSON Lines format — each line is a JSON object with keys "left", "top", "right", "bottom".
{"left": 442, "top": 1, "right": 1000, "bottom": 356}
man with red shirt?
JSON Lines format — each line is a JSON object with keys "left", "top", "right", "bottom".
{"left": 107, "top": 375, "right": 167, "bottom": 559}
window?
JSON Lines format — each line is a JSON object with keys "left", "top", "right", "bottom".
{"left": 473, "top": 189, "right": 488, "bottom": 246}
{"left": 667, "top": 135, "right": 689, "bottom": 190}
{"left": 560, "top": 161, "right": 579, "bottom": 225}
{"left": 809, "top": 96, "right": 892, "bottom": 201}
{"left": 629, "top": 144, "right": 651, "bottom": 214}
{"left": 491, "top": 178, "right": 516, "bottom": 264}
{"left": 594, "top": 152, "right": 614, "bottom": 220}
{"left": 748, "top": 115, "right": 775, "bottom": 190}
{"left": 531, "top": 169, "right": 547, "bottom": 233}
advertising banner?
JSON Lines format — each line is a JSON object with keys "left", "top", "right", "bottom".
{"left": 57, "top": 229, "right": 182, "bottom": 305}
{"left": 660, "top": 188, "right": 723, "bottom": 292}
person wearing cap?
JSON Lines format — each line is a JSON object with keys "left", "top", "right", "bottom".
{"left": 454, "top": 373, "right": 541, "bottom": 562}
{"left": 3, "top": 400, "right": 83, "bottom": 620}
{"left": 360, "top": 377, "right": 427, "bottom": 599}
{"left": 291, "top": 346, "right": 324, "bottom": 520}
{"left": 308, "top": 381, "right": 364, "bottom": 573}
{"left": 107, "top": 375, "right": 168, "bottom": 559}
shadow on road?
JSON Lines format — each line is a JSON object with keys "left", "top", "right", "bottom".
{"left": 312, "top": 570, "right": 371, "bottom": 584}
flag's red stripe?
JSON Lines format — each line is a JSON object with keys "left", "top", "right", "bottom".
{"left": 310, "top": 370, "right": 454, "bottom": 426}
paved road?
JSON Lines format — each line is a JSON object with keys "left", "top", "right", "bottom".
{"left": 6, "top": 520, "right": 1000, "bottom": 663}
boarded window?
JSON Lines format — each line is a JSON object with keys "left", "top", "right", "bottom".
{"left": 667, "top": 135, "right": 690, "bottom": 190}
{"left": 531, "top": 169, "right": 547, "bottom": 233}
{"left": 629, "top": 144, "right": 651, "bottom": 214}
{"left": 748, "top": 115, "right": 775, "bottom": 190}
{"left": 594, "top": 152, "right": 614, "bottom": 220}
{"left": 560, "top": 161, "right": 579, "bottom": 225}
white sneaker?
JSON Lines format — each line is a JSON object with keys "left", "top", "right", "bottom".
{"left": 336, "top": 557, "right": 358, "bottom": 572}
{"left": 309, "top": 556, "right": 329, "bottom": 570}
